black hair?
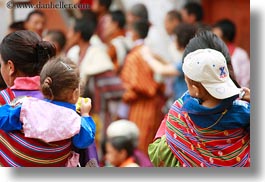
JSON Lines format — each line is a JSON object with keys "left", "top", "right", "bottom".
{"left": 74, "top": 15, "right": 97, "bottom": 41}
{"left": 130, "top": 3, "right": 149, "bottom": 21}
{"left": 183, "top": 30, "right": 239, "bottom": 87}
{"left": 131, "top": 19, "right": 150, "bottom": 39}
{"left": 107, "top": 136, "right": 135, "bottom": 158}
{"left": 174, "top": 23, "right": 196, "bottom": 49}
{"left": 109, "top": 10, "right": 126, "bottom": 29}
{"left": 183, "top": 2, "right": 203, "bottom": 22}
{"left": 26, "top": 10, "right": 45, "bottom": 22}
{"left": 167, "top": 10, "right": 182, "bottom": 22}
{"left": 98, "top": 0, "right": 112, "bottom": 10}
{"left": 0, "top": 30, "right": 56, "bottom": 76}
{"left": 9, "top": 21, "right": 25, "bottom": 31}
{"left": 0, "top": 71, "right": 7, "bottom": 90}
{"left": 212, "top": 19, "right": 236, "bottom": 42}
{"left": 45, "top": 30, "right": 66, "bottom": 51}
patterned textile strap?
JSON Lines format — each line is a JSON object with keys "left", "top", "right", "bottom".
{"left": 165, "top": 99, "right": 250, "bottom": 167}
{"left": 0, "top": 130, "right": 72, "bottom": 167}
{"left": 0, "top": 88, "right": 16, "bottom": 105}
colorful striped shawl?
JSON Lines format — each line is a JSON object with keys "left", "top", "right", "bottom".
{"left": 0, "top": 130, "right": 72, "bottom": 167}
{"left": 165, "top": 98, "right": 250, "bottom": 167}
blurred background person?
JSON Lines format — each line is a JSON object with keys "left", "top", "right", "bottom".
{"left": 7, "top": 21, "right": 25, "bottom": 34}
{"left": 24, "top": 10, "right": 46, "bottom": 37}
{"left": 141, "top": 23, "right": 197, "bottom": 112}
{"left": 102, "top": 119, "right": 152, "bottom": 167}
{"left": 43, "top": 30, "right": 67, "bottom": 57}
{"left": 103, "top": 10, "right": 128, "bottom": 71}
{"left": 121, "top": 19, "right": 165, "bottom": 155}
{"left": 212, "top": 19, "right": 250, "bottom": 88}
{"left": 164, "top": 10, "right": 183, "bottom": 64}
{"left": 66, "top": 14, "right": 116, "bottom": 158}
{"left": 91, "top": 0, "right": 113, "bottom": 43}
{"left": 180, "top": 1, "right": 209, "bottom": 31}
{"left": 126, "top": 3, "right": 148, "bottom": 28}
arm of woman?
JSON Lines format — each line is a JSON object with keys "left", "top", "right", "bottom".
{"left": 141, "top": 46, "right": 180, "bottom": 76}
{"left": 0, "top": 104, "right": 22, "bottom": 132}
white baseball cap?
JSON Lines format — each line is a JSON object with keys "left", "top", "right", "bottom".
{"left": 182, "top": 48, "right": 240, "bottom": 99}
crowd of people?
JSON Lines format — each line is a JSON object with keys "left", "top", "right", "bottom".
{"left": 0, "top": 0, "right": 250, "bottom": 167}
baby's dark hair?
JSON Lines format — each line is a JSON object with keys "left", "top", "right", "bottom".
{"left": 0, "top": 30, "right": 56, "bottom": 76}
{"left": 40, "top": 57, "right": 80, "bottom": 101}
{"left": 107, "top": 136, "right": 135, "bottom": 158}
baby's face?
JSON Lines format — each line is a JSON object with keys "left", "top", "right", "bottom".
{"left": 105, "top": 142, "right": 125, "bottom": 167}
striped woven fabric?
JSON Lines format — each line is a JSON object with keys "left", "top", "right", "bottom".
{"left": 165, "top": 99, "right": 250, "bottom": 167}
{"left": 0, "top": 88, "right": 16, "bottom": 105}
{"left": 0, "top": 130, "right": 72, "bottom": 167}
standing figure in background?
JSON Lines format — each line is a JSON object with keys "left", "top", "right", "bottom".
{"left": 91, "top": 0, "right": 113, "bottom": 43}
{"left": 180, "top": 2, "right": 209, "bottom": 31}
{"left": 103, "top": 10, "right": 128, "bottom": 71}
{"left": 126, "top": 3, "right": 148, "bottom": 27}
{"left": 141, "top": 23, "right": 197, "bottom": 106}
{"left": 24, "top": 10, "right": 46, "bottom": 37}
{"left": 66, "top": 16, "right": 114, "bottom": 157}
{"left": 121, "top": 19, "right": 164, "bottom": 155}
{"left": 164, "top": 10, "right": 183, "bottom": 63}
{"left": 212, "top": 19, "right": 250, "bottom": 88}
{"left": 125, "top": 3, "right": 149, "bottom": 51}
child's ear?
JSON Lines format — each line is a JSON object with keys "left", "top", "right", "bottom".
{"left": 192, "top": 84, "right": 200, "bottom": 97}
{"left": 71, "top": 88, "right": 80, "bottom": 104}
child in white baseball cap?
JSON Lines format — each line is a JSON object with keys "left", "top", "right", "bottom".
{"left": 182, "top": 48, "right": 241, "bottom": 101}
{"left": 148, "top": 31, "right": 250, "bottom": 167}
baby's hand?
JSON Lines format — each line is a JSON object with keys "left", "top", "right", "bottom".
{"left": 80, "top": 98, "right": 92, "bottom": 117}
{"left": 239, "top": 87, "right": 250, "bottom": 103}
